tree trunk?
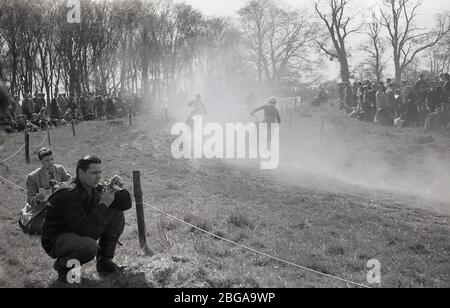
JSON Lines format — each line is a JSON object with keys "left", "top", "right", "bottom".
{"left": 394, "top": 57, "right": 402, "bottom": 86}
{"left": 339, "top": 55, "right": 350, "bottom": 83}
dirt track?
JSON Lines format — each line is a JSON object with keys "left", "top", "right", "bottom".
{"left": 0, "top": 106, "right": 449, "bottom": 288}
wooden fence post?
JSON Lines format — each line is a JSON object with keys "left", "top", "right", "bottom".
{"left": 133, "top": 170, "right": 151, "bottom": 254}
{"left": 47, "top": 128, "right": 51, "bottom": 147}
{"left": 25, "top": 130, "right": 30, "bottom": 164}
{"left": 71, "top": 120, "right": 76, "bottom": 137}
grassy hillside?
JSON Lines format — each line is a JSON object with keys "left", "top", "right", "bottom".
{"left": 0, "top": 106, "right": 449, "bottom": 288}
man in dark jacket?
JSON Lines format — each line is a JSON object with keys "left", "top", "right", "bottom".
{"left": 415, "top": 74, "right": 428, "bottom": 106}
{"left": 105, "top": 95, "right": 116, "bottom": 118}
{"left": 251, "top": 97, "right": 281, "bottom": 124}
{"left": 95, "top": 95, "right": 105, "bottom": 119}
{"left": 426, "top": 84, "right": 441, "bottom": 113}
{"left": 41, "top": 155, "right": 132, "bottom": 283}
{"left": 251, "top": 97, "right": 281, "bottom": 144}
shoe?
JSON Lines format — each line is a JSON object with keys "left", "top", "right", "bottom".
{"left": 54, "top": 259, "right": 69, "bottom": 283}
{"left": 96, "top": 259, "right": 124, "bottom": 276}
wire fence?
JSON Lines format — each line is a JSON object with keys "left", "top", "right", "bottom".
{"left": 141, "top": 201, "right": 370, "bottom": 289}
{"left": 0, "top": 144, "right": 25, "bottom": 164}
{"left": 0, "top": 113, "right": 371, "bottom": 289}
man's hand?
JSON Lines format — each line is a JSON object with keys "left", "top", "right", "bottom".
{"left": 57, "top": 181, "right": 73, "bottom": 190}
{"left": 36, "top": 192, "right": 46, "bottom": 202}
{"left": 100, "top": 190, "right": 116, "bottom": 208}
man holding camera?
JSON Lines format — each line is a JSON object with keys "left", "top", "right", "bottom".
{"left": 19, "top": 148, "right": 72, "bottom": 235}
{"left": 41, "top": 155, "right": 132, "bottom": 282}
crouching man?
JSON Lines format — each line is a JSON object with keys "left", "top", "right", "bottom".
{"left": 41, "top": 155, "right": 132, "bottom": 282}
{"left": 20, "top": 148, "right": 72, "bottom": 235}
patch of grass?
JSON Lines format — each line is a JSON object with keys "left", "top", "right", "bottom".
{"left": 2, "top": 113, "right": 450, "bottom": 288}
{"left": 206, "top": 274, "right": 242, "bottom": 288}
{"left": 160, "top": 219, "right": 179, "bottom": 232}
{"left": 252, "top": 256, "right": 275, "bottom": 267}
{"left": 415, "top": 135, "right": 436, "bottom": 144}
{"left": 233, "top": 231, "right": 249, "bottom": 243}
{"left": 407, "top": 244, "right": 430, "bottom": 255}
{"left": 228, "top": 213, "right": 255, "bottom": 230}
{"left": 243, "top": 276, "right": 261, "bottom": 288}
{"left": 325, "top": 245, "right": 345, "bottom": 256}
{"left": 212, "top": 230, "right": 227, "bottom": 240}
{"left": 251, "top": 241, "right": 265, "bottom": 249}
{"left": 184, "top": 214, "right": 212, "bottom": 233}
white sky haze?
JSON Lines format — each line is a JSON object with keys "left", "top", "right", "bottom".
{"left": 177, "top": 0, "right": 448, "bottom": 20}
{"left": 175, "top": 0, "right": 450, "bottom": 80}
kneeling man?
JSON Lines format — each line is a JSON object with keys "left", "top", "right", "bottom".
{"left": 20, "top": 148, "right": 72, "bottom": 235}
{"left": 41, "top": 155, "right": 132, "bottom": 282}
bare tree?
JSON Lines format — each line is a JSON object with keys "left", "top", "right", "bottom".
{"left": 36, "top": 0, "right": 61, "bottom": 103}
{"left": 265, "top": 5, "right": 317, "bottom": 82}
{"left": 0, "top": 0, "right": 24, "bottom": 95}
{"left": 314, "top": 0, "right": 360, "bottom": 83}
{"left": 0, "top": 0, "right": 319, "bottom": 102}
{"left": 424, "top": 22, "right": 450, "bottom": 76}
{"left": 239, "top": 0, "right": 270, "bottom": 83}
{"left": 379, "top": 0, "right": 449, "bottom": 84}
{"left": 352, "top": 63, "right": 373, "bottom": 82}
{"left": 240, "top": 0, "right": 317, "bottom": 84}
{"left": 361, "top": 14, "right": 389, "bottom": 83}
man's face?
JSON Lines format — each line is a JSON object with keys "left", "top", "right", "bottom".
{"left": 79, "top": 164, "right": 102, "bottom": 189}
{"left": 41, "top": 155, "right": 54, "bottom": 171}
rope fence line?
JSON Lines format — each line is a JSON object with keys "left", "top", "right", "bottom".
{"left": 0, "top": 173, "right": 371, "bottom": 289}
{"left": 31, "top": 131, "right": 48, "bottom": 149}
{"left": 0, "top": 111, "right": 371, "bottom": 288}
{"left": 0, "top": 174, "right": 27, "bottom": 192}
{"left": 0, "top": 144, "right": 26, "bottom": 164}
{"left": 140, "top": 201, "right": 371, "bottom": 289}
{"left": 0, "top": 111, "right": 149, "bottom": 164}
{"left": 0, "top": 130, "right": 49, "bottom": 164}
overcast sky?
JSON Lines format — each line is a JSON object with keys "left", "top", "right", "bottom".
{"left": 175, "top": 0, "right": 450, "bottom": 81}
{"left": 176, "top": 0, "right": 447, "bottom": 21}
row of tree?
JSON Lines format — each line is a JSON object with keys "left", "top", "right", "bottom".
{"left": 0, "top": 0, "right": 449, "bottom": 106}
{"left": 316, "top": 0, "right": 450, "bottom": 84}
{"left": 0, "top": 0, "right": 322, "bottom": 105}
{"left": 0, "top": 0, "right": 245, "bottom": 104}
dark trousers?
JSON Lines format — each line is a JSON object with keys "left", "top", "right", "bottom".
{"left": 51, "top": 209, "right": 125, "bottom": 265}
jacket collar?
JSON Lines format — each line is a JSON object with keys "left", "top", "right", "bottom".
{"left": 75, "top": 178, "right": 89, "bottom": 193}
{"left": 38, "top": 166, "right": 56, "bottom": 185}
